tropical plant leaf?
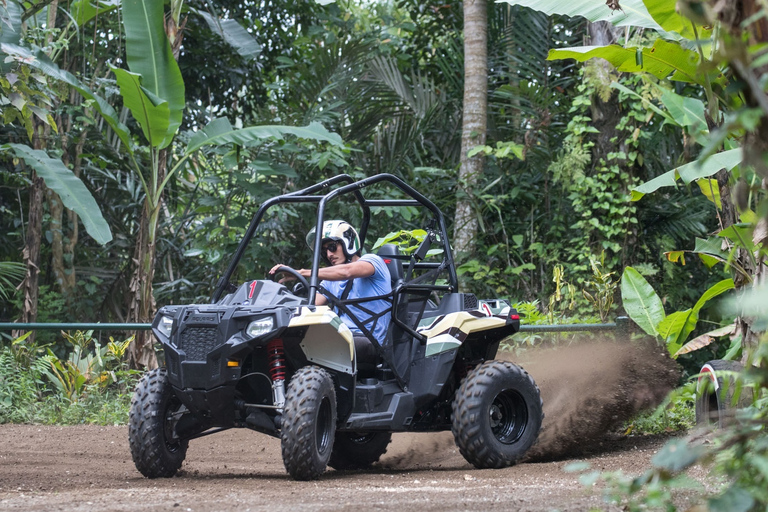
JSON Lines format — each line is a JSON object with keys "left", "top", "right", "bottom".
{"left": 0, "top": 261, "right": 25, "bottom": 301}
{"left": 659, "top": 279, "right": 734, "bottom": 356}
{"left": 122, "top": 0, "right": 184, "bottom": 148}
{"left": 642, "top": 0, "right": 711, "bottom": 40}
{"left": 693, "top": 279, "right": 734, "bottom": 312}
{"left": 70, "top": 0, "right": 119, "bottom": 27}
{"left": 611, "top": 82, "right": 675, "bottom": 124}
{"left": 4, "top": 143, "right": 113, "bottom": 245}
{"left": 185, "top": 118, "right": 344, "bottom": 155}
{"left": 674, "top": 323, "right": 735, "bottom": 357}
{"left": 725, "top": 283, "right": 768, "bottom": 330}
{"left": 658, "top": 309, "right": 696, "bottom": 356}
{"left": 497, "top": 0, "right": 663, "bottom": 30}
{"left": 621, "top": 267, "right": 665, "bottom": 337}
{"left": 660, "top": 89, "right": 707, "bottom": 134}
{"left": 631, "top": 148, "right": 742, "bottom": 200}
{"left": 111, "top": 67, "right": 171, "bottom": 148}
{"left": 548, "top": 40, "right": 700, "bottom": 84}
{"left": 697, "top": 178, "right": 721, "bottom": 209}
{"left": 194, "top": 8, "right": 261, "bottom": 61}
{"left": 0, "top": 0, "right": 22, "bottom": 73}
{"left": 0, "top": 44, "right": 131, "bottom": 150}
{"left": 718, "top": 223, "right": 755, "bottom": 252}
{"left": 665, "top": 251, "right": 686, "bottom": 264}
{"left": 651, "top": 438, "right": 705, "bottom": 472}
{"left": 694, "top": 237, "right": 728, "bottom": 259}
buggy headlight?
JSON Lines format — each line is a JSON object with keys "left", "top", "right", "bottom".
{"left": 246, "top": 317, "right": 274, "bottom": 338}
{"left": 158, "top": 315, "right": 174, "bottom": 338}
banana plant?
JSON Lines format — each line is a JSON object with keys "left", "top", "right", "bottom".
{"left": 621, "top": 266, "right": 735, "bottom": 357}
{"left": 5, "top": 0, "right": 345, "bottom": 367}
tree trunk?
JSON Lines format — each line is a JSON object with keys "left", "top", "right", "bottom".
{"left": 455, "top": 0, "right": 488, "bottom": 269}
{"left": 587, "top": 21, "right": 623, "bottom": 165}
{"left": 18, "top": 171, "right": 44, "bottom": 339}
{"left": 126, "top": 199, "right": 160, "bottom": 369}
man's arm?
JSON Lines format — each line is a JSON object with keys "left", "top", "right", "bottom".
{"left": 298, "top": 260, "right": 375, "bottom": 281}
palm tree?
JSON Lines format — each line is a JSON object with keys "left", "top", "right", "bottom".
{"left": 454, "top": 0, "right": 488, "bottom": 264}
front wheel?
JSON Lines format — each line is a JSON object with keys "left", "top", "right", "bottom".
{"left": 452, "top": 360, "right": 543, "bottom": 469}
{"left": 281, "top": 366, "right": 337, "bottom": 480}
{"left": 129, "top": 367, "right": 189, "bottom": 478}
{"left": 328, "top": 432, "right": 392, "bottom": 470}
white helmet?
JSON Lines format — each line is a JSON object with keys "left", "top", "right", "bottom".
{"left": 306, "top": 220, "right": 361, "bottom": 263}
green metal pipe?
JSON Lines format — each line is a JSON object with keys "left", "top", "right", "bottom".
{"left": 519, "top": 323, "right": 616, "bottom": 332}
{"left": 0, "top": 323, "right": 152, "bottom": 331}
{"left": 0, "top": 317, "right": 632, "bottom": 334}
{"left": 518, "top": 316, "right": 630, "bottom": 334}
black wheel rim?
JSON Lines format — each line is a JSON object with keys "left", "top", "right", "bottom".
{"left": 316, "top": 396, "right": 333, "bottom": 455}
{"left": 489, "top": 389, "right": 528, "bottom": 444}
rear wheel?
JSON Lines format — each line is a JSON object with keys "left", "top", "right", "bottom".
{"left": 329, "top": 432, "right": 392, "bottom": 470}
{"left": 281, "top": 366, "right": 337, "bottom": 480}
{"left": 129, "top": 367, "right": 189, "bottom": 478}
{"left": 452, "top": 360, "right": 543, "bottom": 469}
{"left": 696, "top": 359, "right": 750, "bottom": 428}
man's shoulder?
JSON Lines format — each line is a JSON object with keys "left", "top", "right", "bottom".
{"left": 360, "top": 253, "right": 384, "bottom": 264}
{"left": 359, "top": 253, "right": 389, "bottom": 278}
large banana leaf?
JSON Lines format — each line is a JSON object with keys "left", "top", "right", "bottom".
{"left": 0, "top": 0, "right": 22, "bottom": 72}
{"left": 194, "top": 9, "right": 261, "bottom": 61}
{"left": 122, "top": 0, "right": 184, "bottom": 149}
{"left": 620, "top": 266, "right": 665, "bottom": 337}
{"left": 70, "top": 0, "right": 120, "bottom": 27}
{"left": 631, "top": 148, "right": 742, "bottom": 200}
{"left": 642, "top": 0, "right": 711, "bottom": 40}
{"left": 659, "top": 279, "right": 734, "bottom": 356}
{"left": 112, "top": 67, "right": 170, "bottom": 148}
{"left": 5, "top": 144, "right": 113, "bottom": 245}
{"left": 660, "top": 89, "right": 707, "bottom": 135}
{"left": 657, "top": 309, "right": 696, "bottom": 355}
{"left": 185, "top": 118, "right": 344, "bottom": 155}
{"left": 548, "top": 40, "right": 699, "bottom": 84}
{"left": 0, "top": 43, "right": 131, "bottom": 151}
{"left": 497, "top": 0, "right": 663, "bottom": 31}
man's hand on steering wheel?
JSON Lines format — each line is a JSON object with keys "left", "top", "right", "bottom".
{"left": 268, "top": 265, "right": 311, "bottom": 290}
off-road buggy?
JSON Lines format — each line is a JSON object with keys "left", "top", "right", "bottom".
{"left": 129, "top": 173, "right": 543, "bottom": 480}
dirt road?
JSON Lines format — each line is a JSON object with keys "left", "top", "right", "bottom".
{"left": 0, "top": 341, "right": 696, "bottom": 511}
{"left": 0, "top": 425, "right": 696, "bottom": 512}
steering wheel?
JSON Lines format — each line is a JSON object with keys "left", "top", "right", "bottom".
{"left": 270, "top": 266, "right": 311, "bottom": 297}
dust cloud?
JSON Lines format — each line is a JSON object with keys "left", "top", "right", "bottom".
{"left": 380, "top": 338, "right": 679, "bottom": 468}
{"left": 515, "top": 338, "right": 680, "bottom": 460}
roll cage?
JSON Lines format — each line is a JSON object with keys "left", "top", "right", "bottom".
{"left": 211, "top": 173, "right": 459, "bottom": 346}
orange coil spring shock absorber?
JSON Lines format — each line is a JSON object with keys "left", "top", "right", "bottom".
{"left": 267, "top": 338, "right": 286, "bottom": 409}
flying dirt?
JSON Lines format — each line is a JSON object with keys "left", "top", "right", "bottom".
{"left": 381, "top": 337, "right": 680, "bottom": 468}
{"left": 518, "top": 337, "right": 680, "bottom": 460}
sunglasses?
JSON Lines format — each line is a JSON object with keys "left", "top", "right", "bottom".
{"left": 322, "top": 242, "right": 339, "bottom": 253}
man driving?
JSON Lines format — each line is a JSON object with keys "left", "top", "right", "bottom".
{"left": 270, "top": 220, "right": 392, "bottom": 349}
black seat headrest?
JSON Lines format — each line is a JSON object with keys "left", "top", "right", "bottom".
{"left": 376, "top": 244, "right": 404, "bottom": 284}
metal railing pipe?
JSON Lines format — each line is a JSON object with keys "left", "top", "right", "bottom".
{"left": 0, "top": 323, "right": 152, "bottom": 331}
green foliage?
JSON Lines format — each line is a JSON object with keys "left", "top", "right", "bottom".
{"left": 0, "top": 261, "right": 25, "bottom": 301}
{"left": 624, "top": 383, "right": 696, "bottom": 435}
{"left": 582, "top": 255, "right": 618, "bottom": 322}
{"left": 621, "top": 266, "right": 735, "bottom": 357}
{"left": 4, "top": 144, "right": 113, "bottom": 245}
{"left": 0, "top": 331, "right": 137, "bottom": 424}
